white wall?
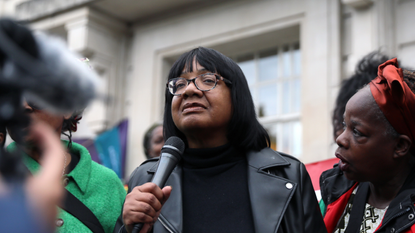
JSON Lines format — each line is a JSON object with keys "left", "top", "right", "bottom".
{"left": 125, "top": 0, "right": 341, "bottom": 175}
{"left": 396, "top": 0, "right": 415, "bottom": 69}
{"left": 0, "top": 0, "right": 26, "bottom": 16}
{"left": 27, "top": 8, "right": 131, "bottom": 137}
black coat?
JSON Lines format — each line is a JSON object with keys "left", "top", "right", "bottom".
{"left": 114, "top": 147, "right": 327, "bottom": 233}
{"left": 320, "top": 164, "right": 415, "bottom": 233}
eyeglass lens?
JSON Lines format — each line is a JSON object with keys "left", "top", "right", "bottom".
{"left": 169, "top": 74, "right": 217, "bottom": 95}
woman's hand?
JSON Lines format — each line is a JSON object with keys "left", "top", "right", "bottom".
{"left": 123, "top": 183, "right": 172, "bottom": 233}
{"left": 25, "top": 120, "right": 66, "bottom": 230}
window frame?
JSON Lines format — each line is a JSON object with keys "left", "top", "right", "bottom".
{"left": 233, "top": 42, "right": 302, "bottom": 157}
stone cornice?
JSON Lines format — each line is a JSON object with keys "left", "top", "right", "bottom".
{"left": 15, "top": 0, "right": 98, "bottom": 22}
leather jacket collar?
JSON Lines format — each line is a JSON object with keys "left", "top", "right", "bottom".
{"left": 147, "top": 148, "right": 297, "bottom": 233}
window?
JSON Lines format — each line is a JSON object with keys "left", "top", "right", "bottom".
{"left": 236, "top": 42, "right": 302, "bottom": 157}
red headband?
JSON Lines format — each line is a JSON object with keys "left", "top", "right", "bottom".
{"left": 369, "top": 58, "right": 415, "bottom": 152}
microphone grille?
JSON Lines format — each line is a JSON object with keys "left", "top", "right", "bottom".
{"left": 163, "top": 136, "right": 185, "bottom": 154}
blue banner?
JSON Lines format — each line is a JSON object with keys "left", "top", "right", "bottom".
{"left": 94, "top": 126, "right": 122, "bottom": 178}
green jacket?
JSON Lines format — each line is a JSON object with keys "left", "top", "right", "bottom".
{"left": 8, "top": 141, "right": 126, "bottom": 233}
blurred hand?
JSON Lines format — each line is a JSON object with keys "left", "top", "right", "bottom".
{"left": 123, "top": 183, "right": 172, "bottom": 233}
{"left": 25, "top": 120, "right": 65, "bottom": 230}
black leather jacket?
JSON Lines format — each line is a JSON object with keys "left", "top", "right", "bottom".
{"left": 320, "top": 164, "right": 415, "bottom": 233}
{"left": 114, "top": 147, "right": 327, "bottom": 233}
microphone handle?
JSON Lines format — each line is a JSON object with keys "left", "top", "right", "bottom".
{"left": 131, "top": 151, "right": 181, "bottom": 233}
{"left": 131, "top": 223, "right": 143, "bottom": 233}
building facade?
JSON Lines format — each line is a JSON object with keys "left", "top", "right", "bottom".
{"left": 1, "top": 0, "right": 414, "bottom": 177}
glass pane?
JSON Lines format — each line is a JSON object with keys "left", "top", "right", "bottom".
{"left": 258, "top": 85, "right": 277, "bottom": 117}
{"left": 282, "top": 81, "right": 291, "bottom": 114}
{"left": 237, "top": 54, "right": 255, "bottom": 85}
{"left": 292, "top": 79, "right": 301, "bottom": 113}
{"left": 258, "top": 50, "right": 278, "bottom": 81}
{"left": 264, "top": 124, "right": 277, "bottom": 151}
{"left": 283, "top": 45, "right": 291, "bottom": 77}
{"left": 282, "top": 123, "right": 290, "bottom": 153}
{"left": 292, "top": 121, "right": 302, "bottom": 157}
{"left": 293, "top": 43, "right": 301, "bottom": 76}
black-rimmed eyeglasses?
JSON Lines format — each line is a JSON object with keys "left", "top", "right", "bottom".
{"left": 167, "top": 73, "right": 232, "bottom": 96}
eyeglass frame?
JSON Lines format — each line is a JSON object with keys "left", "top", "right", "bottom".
{"left": 166, "top": 73, "right": 232, "bottom": 96}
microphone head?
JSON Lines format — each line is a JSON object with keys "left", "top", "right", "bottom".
{"left": 0, "top": 18, "right": 39, "bottom": 65}
{"left": 21, "top": 32, "right": 100, "bottom": 114}
{"left": 0, "top": 18, "right": 100, "bottom": 115}
{"left": 161, "top": 136, "right": 185, "bottom": 160}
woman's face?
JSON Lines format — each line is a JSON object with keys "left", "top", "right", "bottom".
{"left": 148, "top": 125, "right": 164, "bottom": 158}
{"left": 8, "top": 101, "right": 67, "bottom": 146}
{"left": 171, "top": 61, "right": 233, "bottom": 146}
{"left": 335, "top": 87, "right": 397, "bottom": 183}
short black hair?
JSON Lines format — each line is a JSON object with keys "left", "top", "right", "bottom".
{"left": 143, "top": 123, "right": 162, "bottom": 159}
{"left": 332, "top": 51, "right": 389, "bottom": 139}
{"left": 163, "top": 47, "right": 270, "bottom": 151}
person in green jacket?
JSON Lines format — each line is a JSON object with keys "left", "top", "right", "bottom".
{"left": 8, "top": 101, "right": 126, "bottom": 233}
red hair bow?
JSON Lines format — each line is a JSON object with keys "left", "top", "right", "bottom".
{"left": 369, "top": 58, "right": 415, "bottom": 152}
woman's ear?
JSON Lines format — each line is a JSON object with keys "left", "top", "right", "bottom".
{"left": 394, "top": 135, "right": 412, "bottom": 158}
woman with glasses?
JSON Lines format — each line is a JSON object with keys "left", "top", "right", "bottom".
{"left": 115, "top": 47, "right": 326, "bottom": 233}
{"left": 320, "top": 59, "right": 415, "bottom": 233}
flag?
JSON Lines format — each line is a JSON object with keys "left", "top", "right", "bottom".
{"left": 93, "top": 119, "right": 128, "bottom": 179}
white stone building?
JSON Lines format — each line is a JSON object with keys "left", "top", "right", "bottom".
{"left": 1, "top": 0, "right": 414, "bottom": 177}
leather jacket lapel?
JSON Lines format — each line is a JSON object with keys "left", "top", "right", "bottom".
{"left": 148, "top": 148, "right": 297, "bottom": 233}
{"left": 148, "top": 163, "right": 183, "bottom": 233}
{"left": 247, "top": 148, "right": 297, "bottom": 233}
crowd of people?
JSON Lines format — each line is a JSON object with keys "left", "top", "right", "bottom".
{"left": 1, "top": 19, "right": 415, "bottom": 233}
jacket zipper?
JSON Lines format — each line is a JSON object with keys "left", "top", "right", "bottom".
{"left": 378, "top": 207, "right": 411, "bottom": 233}
{"left": 158, "top": 217, "right": 175, "bottom": 233}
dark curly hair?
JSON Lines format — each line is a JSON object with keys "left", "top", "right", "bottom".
{"left": 332, "top": 51, "right": 390, "bottom": 140}
{"left": 403, "top": 70, "right": 415, "bottom": 94}
{"left": 61, "top": 109, "right": 83, "bottom": 149}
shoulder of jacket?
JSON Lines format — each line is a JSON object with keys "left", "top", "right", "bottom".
{"left": 319, "top": 165, "right": 356, "bottom": 206}
{"left": 90, "top": 161, "right": 119, "bottom": 177}
{"left": 249, "top": 148, "right": 309, "bottom": 183}
{"left": 320, "top": 164, "right": 340, "bottom": 182}
{"left": 140, "top": 157, "right": 160, "bottom": 166}
{"left": 247, "top": 148, "right": 292, "bottom": 170}
{"left": 127, "top": 158, "right": 160, "bottom": 191}
{"left": 276, "top": 150, "right": 302, "bottom": 164}
{"left": 128, "top": 157, "right": 159, "bottom": 173}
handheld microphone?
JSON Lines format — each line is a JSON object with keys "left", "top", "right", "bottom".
{"left": 132, "top": 136, "right": 185, "bottom": 233}
{"left": 0, "top": 18, "right": 99, "bottom": 180}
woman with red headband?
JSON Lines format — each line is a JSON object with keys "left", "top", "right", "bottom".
{"left": 320, "top": 58, "right": 415, "bottom": 233}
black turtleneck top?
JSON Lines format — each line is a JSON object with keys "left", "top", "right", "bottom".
{"left": 181, "top": 144, "right": 255, "bottom": 233}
